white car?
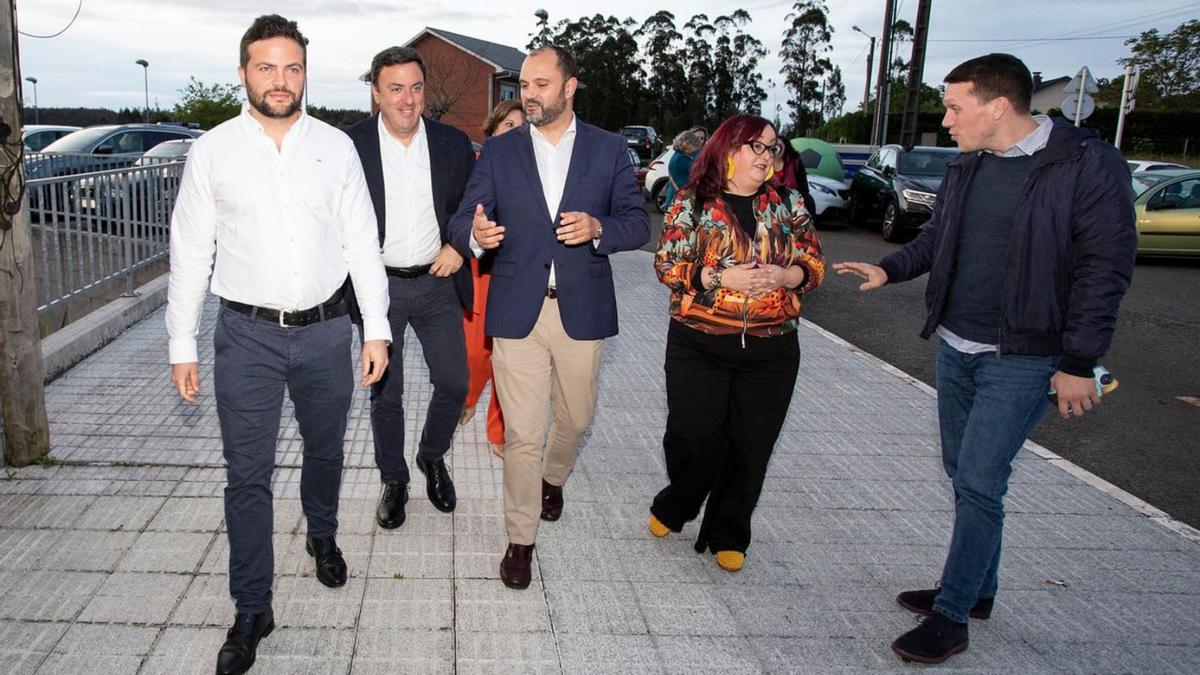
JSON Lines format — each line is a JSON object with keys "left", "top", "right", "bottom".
{"left": 644, "top": 149, "right": 675, "bottom": 211}
{"left": 23, "top": 124, "right": 81, "bottom": 152}
{"left": 808, "top": 174, "right": 850, "bottom": 222}
{"left": 1127, "top": 159, "right": 1190, "bottom": 173}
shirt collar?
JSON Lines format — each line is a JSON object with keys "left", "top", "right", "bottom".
{"left": 239, "top": 101, "right": 309, "bottom": 141}
{"left": 378, "top": 115, "right": 425, "bottom": 150}
{"left": 993, "top": 114, "right": 1052, "bottom": 157}
{"left": 529, "top": 112, "right": 577, "bottom": 148}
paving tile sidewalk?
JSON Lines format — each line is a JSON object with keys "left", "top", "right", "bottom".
{"left": 2, "top": 250, "right": 1198, "bottom": 673}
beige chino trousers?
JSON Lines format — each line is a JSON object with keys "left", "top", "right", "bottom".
{"left": 492, "top": 297, "right": 604, "bottom": 545}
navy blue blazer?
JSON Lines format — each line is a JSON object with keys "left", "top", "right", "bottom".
{"left": 449, "top": 119, "right": 650, "bottom": 340}
{"left": 344, "top": 114, "right": 475, "bottom": 312}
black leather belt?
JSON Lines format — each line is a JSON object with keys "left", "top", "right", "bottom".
{"left": 545, "top": 286, "right": 558, "bottom": 299}
{"left": 386, "top": 264, "right": 432, "bottom": 279}
{"left": 220, "top": 290, "right": 348, "bottom": 327}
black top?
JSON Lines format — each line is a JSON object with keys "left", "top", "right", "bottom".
{"left": 722, "top": 187, "right": 765, "bottom": 239}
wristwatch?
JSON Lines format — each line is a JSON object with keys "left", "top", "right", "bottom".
{"left": 593, "top": 220, "right": 603, "bottom": 243}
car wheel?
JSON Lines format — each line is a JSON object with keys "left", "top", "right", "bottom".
{"left": 848, "top": 197, "right": 867, "bottom": 227}
{"left": 881, "top": 201, "right": 905, "bottom": 242}
{"left": 651, "top": 180, "right": 668, "bottom": 213}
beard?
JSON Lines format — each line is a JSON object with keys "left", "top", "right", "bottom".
{"left": 248, "top": 85, "right": 303, "bottom": 119}
{"left": 523, "top": 88, "right": 567, "bottom": 127}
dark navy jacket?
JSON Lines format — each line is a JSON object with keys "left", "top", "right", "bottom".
{"left": 449, "top": 119, "right": 650, "bottom": 340}
{"left": 878, "top": 119, "right": 1136, "bottom": 377}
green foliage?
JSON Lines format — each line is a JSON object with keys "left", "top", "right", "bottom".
{"left": 780, "top": 1, "right": 834, "bottom": 133}
{"left": 1120, "top": 19, "right": 1200, "bottom": 111}
{"left": 173, "top": 77, "right": 242, "bottom": 129}
{"left": 306, "top": 106, "right": 371, "bottom": 129}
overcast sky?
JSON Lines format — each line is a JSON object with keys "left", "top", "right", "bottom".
{"left": 17, "top": 0, "right": 1199, "bottom": 118}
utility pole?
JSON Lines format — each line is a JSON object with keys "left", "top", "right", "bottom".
{"left": 872, "top": 0, "right": 896, "bottom": 147}
{"left": 0, "top": 0, "right": 51, "bottom": 466}
{"left": 899, "top": 0, "right": 932, "bottom": 148}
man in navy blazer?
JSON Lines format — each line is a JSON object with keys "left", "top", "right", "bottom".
{"left": 345, "top": 47, "right": 475, "bottom": 529}
{"left": 449, "top": 45, "right": 650, "bottom": 589}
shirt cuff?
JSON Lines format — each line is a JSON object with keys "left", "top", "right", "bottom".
{"left": 468, "top": 233, "right": 484, "bottom": 259}
{"left": 361, "top": 317, "right": 393, "bottom": 345}
{"left": 168, "top": 338, "right": 198, "bottom": 365}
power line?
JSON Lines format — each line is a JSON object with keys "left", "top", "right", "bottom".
{"left": 930, "top": 36, "right": 1135, "bottom": 43}
{"left": 18, "top": 0, "right": 82, "bottom": 39}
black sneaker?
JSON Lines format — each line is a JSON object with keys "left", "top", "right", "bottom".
{"left": 891, "top": 613, "right": 969, "bottom": 664}
{"left": 897, "top": 588, "right": 993, "bottom": 620}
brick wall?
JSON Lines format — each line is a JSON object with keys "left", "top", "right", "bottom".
{"left": 411, "top": 34, "right": 495, "bottom": 144}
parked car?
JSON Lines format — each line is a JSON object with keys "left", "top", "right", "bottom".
{"left": 626, "top": 148, "right": 648, "bottom": 189}
{"left": 620, "top": 125, "right": 662, "bottom": 160}
{"left": 1132, "top": 169, "right": 1200, "bottom": 257}
{"left": 644, "top": 149, "right": 674, "bottom": 211}
{"left": 27, "top": 123, "right": 203, "bottom": 179}
{"left": 849, "top": 144, "right": 958, "bottom": 242}
{"left": 808, "top": 174, "right": 850, "bottom": 223}
{"left": 22, "top": 124, "right": 81, "bottom": 153}
{"left": 77, "top": 139, "right": 194, "bottom": 228}
{"left": 1127, "top": 159, "right": 1190, "bottom": 173}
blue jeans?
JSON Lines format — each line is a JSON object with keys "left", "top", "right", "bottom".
{"left": 213, "top": 306, "right": 354, "bottom": 613}
{"left": 932, "top": 339, "right": 1058, "bottom": 623}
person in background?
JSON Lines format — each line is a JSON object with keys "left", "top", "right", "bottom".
{"left": 650, "top": 113, "right": 825, "bottom": 574}
{"left": 660, "top": 126, "right": 706, "bottom": 211}
{"left": 774, "top": 139, "right": 816, "bottom": 217}
{"left": 459, "top": 99, "right": 527, "bottom": 456}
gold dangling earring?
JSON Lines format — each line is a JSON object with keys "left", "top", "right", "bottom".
{"left": 726, "top": 156, "right": 736, "bottom": 180}
{"left": 765, "top": 165, "right": 775, "bottom": 181}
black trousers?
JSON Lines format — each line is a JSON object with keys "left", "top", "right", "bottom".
{"left": 213, "top": 307, "right": 353, "bottom": 613}
{"left": 370, "top": 274, "right": 469, "bottom": 485}
{"left": 651, "top": 320, "right": 799, "bottom": 553}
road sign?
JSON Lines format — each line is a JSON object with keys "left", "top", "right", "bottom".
{"left": 1062, "top": 92, "right": 1096, "bottom": 121}
{"left": 1063, "top": 66, "right": 1099, "bottom": 94}
{"left": 1063, "top": 67, "right": 1097, "bottom": 126}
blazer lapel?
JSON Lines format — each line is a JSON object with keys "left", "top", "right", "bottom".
{"left": 515, "top": 125, "right": 553, "bottom": 224}
{"left": 425, "top": 120, "right": 450, "bottom": 236}
{"left": 559, "top": 121, "right": 590, "bottom": 213}
{"left": 359, "top": 116, "right": 387, "bottom": 246}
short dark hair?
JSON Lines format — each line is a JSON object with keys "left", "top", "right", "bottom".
{"left": 528, "top": 44, "right": 578, "bottom": 81}
{"left": 944, "top": 53, "right": 1033, "bottom": 114}
{"left": 240, "top": 14, "right": 307, "bottom": 68}
{"left": 369, "top": 46, "right": 427, "bottom": 86}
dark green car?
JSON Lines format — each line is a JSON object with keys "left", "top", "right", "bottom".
{"left": 849, "top": 144, "right": 958, "bottom": 242}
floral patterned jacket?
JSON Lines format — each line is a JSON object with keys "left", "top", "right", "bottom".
{"left": 654, "top": 185, "right": 825, "bottom": 337}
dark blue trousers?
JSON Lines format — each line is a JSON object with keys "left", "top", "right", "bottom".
{"left": 213, "top": 306, "right": 353, "bottom": 614}
{"left": 370, "top": 274, "right": 468, "bottom": 485}
{"left": 932, "top": 339, "right": 1058, "bottom": 623}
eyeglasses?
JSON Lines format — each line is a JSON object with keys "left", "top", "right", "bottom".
{"left": 744, "top": 140, "right": 784, "bottom": 157}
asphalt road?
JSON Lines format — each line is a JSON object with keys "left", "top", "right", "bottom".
{"left": 642, "top": 205, "right": 1200, "bottom": 529}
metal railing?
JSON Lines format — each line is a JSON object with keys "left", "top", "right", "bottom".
{"left": 23, "top": 151, "right": 145, "bottom": 180}
{"left": 26, "top": 159, "right": 186, "bottom": 319}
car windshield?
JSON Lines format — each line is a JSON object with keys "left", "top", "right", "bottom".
{"left": 622, "top": 128, "right": 647, "bottom": 138}
{"left": 1131, "top": 173, "right": 1170, "bottom": 196}
{"left": 41, "top": 127, "right": 116, "bottom": 153}
{"left": 899, "top": 150, "right": 955, "bottom": 176}
{"left": 136, "top": 142, "right": 191, "bottom": 163}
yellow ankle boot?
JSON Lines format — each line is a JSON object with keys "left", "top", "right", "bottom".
{"left": 716, "top": 550, "right": 745, "bottom": 572}
{"left": 648, "top": 514, "right": 670, "bottom": 538}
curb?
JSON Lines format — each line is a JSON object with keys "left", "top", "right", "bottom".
{"left": 41, "top": 275, "right": 169, "bottom": 384}
{"left": 799, "top": 317, "right": 1200, "bottom": 546}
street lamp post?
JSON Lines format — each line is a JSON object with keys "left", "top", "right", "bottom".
{"left": 135, "top": 59, "right": 149, "bottom": 123}
{"left": 24, "top": 76, "right": 38, "bottom": 124}
{"left": 851, "top": 26, "right": 876, "bottom": 114}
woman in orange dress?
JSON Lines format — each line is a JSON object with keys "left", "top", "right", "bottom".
{"left": 460, "top": 99, "right": 526, "bottom": 454}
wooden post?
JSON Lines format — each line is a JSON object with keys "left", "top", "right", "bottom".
{"left": 0, "top": 0, "right": 51, "bottom": 466}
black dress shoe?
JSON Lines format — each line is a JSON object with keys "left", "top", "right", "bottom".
{"left": 376, "top": 482, "right": 408, "bottom": 529}
{"left": 415, "top": 455, "right": 457, "bottom": 513}
{"left": 305, "top": 536, "right": 347, "bottom": 588}
{"left": 892, "top": 613, "right": 969, "bottom": 664}
{"left": 215, "top": 608, "right": 274, "bottom": 675}
{"left": 897, "top": 588, "right": 993, "bottom": 620}
{"left": 540, "top": 480, "right": 563, "bottom": 521}
{"left": 499, "top": 542, "right": 534, "bottom": 589}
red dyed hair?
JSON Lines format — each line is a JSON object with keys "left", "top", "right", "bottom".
{"left": 685, "top": 114, "right": 776, "bottom": 206}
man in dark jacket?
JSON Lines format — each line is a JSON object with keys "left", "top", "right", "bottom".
{"left": 835, "top": 54, "right": 1135, "bottom": 665}
{"left": 344, "top": 47, "right": 476, "bottom": 528}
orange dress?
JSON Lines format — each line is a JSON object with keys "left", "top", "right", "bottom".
{"left": 462, "top": 256, "right": 506, "bottom": 445}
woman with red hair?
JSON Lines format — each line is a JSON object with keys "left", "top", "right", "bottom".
{"left": 650, "top": 114, "right": 825, "bottom": 572}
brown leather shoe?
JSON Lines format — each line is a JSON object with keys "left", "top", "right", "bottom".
{"left": 499, "top": 543, "right": 534, "bottom": 589}
{"left": 540, "top": 480, "right": 563, "bottom": 521}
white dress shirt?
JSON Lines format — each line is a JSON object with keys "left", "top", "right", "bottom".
{"left": 529, "top": 114, "right": 577, "bottom": 287}
{"left": 378, "top": 116, "right": 441, "bottom": 268}
{"left": 166, "top": 104, "right": 391, "bottom": 364}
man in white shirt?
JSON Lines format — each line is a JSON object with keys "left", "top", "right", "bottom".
{"left": 449, "top": 46, "right": 650, "bottom": 590}
{"left": 343, "top": 47, "right": 477, "bottom": 527}
{"left": 165, "top": 15, "right": 391, "bottom": 675}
